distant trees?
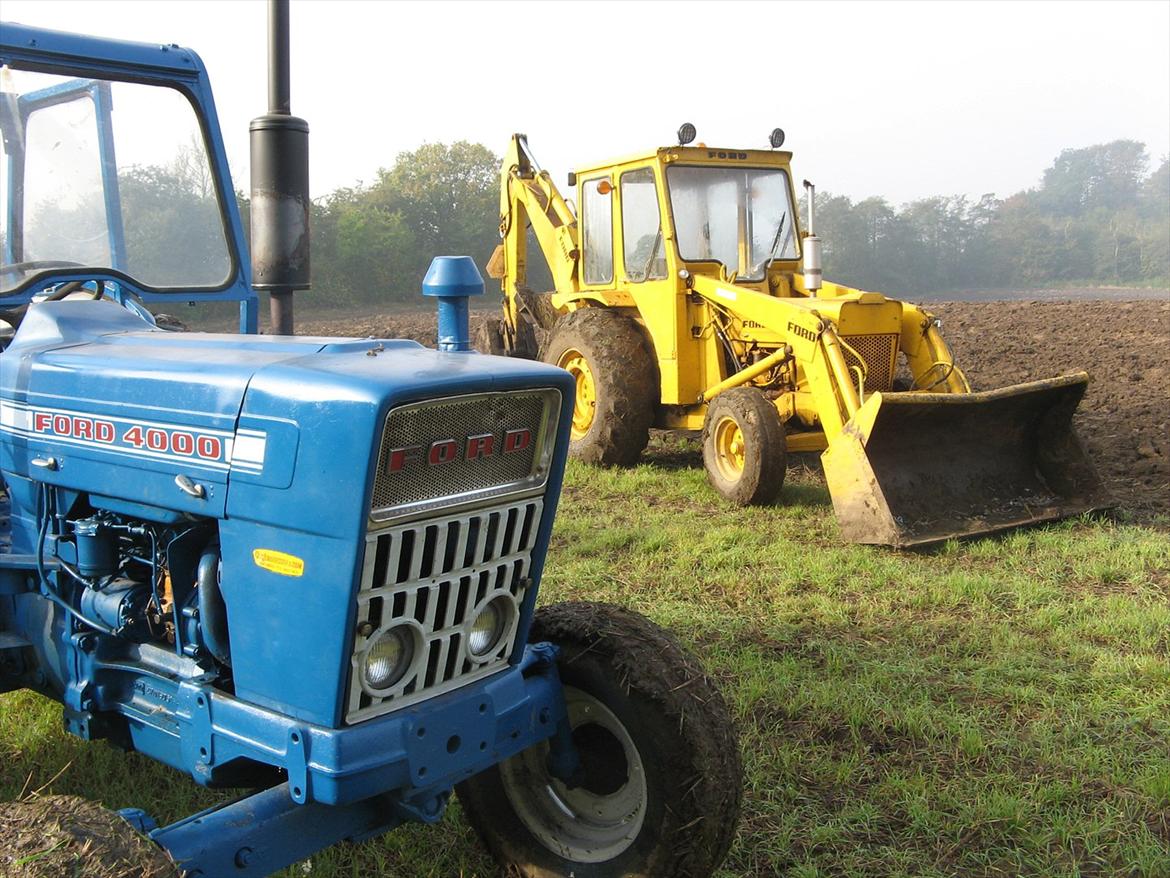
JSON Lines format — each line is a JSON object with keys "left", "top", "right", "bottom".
{"left": 309, "top": 142, "right": 499, "bottom": 307}
{"left": 814, "top": 140, "right": 1169, "bottom": 294}
{"left": 295, "top": 137, "right": 1168, "bottom": 304}
{"left": 20, "top": 135, "right": 1166, "bottom": 303}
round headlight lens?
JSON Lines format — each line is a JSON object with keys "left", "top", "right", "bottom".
{"left": 364, "top": 626, "right": 413, "bottom": 690}
{"left": 468, "top": 596, "right": 509, "bottom": 658}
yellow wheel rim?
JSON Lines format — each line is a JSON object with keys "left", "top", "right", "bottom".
{"left": 558, "top": 348, "right": 597, "bottom": 439}
{"left": 713, "top": 415, "right": 746, "bottom": 482}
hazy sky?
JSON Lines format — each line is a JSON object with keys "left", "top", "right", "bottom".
{"left": 3, "top": 0, "right": 1168, "bottom": 205}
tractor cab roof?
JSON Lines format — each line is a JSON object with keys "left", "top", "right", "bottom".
{"left": 572, "top": 146, "right": 794, "bottom": 178}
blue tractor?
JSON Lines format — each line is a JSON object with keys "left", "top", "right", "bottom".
{"left": 0, "top": 17, "right": 741, "bottom": 878}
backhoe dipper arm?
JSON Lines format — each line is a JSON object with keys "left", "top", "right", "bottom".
{"left": 490, "top": 134, "right": 580, "bottom": 331}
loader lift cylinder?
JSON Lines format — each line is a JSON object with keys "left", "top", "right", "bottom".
{"left": 250, "top": 0, "right": 310, "bottom": 335}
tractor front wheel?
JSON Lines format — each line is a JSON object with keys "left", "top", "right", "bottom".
{"left": 541, "top": 309, "right": 656, "bottom": 465}
{"left": 702, "top": 386, "right": 786, "bottom": 505}
{"left": 456, "top": 602, "right": 742, "bottom": 878}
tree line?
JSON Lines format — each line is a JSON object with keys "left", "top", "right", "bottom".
{"left": 272, "top": 138, "right": 1168, "bottom": 305}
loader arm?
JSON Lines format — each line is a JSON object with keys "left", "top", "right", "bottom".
{"left": 687, "top": 274, "right": 1109, "bottom": 546}
{"left": 489, "top": 134, "right": 580, "bottom": 333}
{"left": 689, "top": 274, "right": 866, "bottom": 441}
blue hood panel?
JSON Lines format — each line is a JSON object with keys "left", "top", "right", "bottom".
{"left": 1, "top": 300, "right": 571, "bottom": 529}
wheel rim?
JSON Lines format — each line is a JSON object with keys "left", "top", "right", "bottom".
{"left": 713, "top": 415, "right": 746, "bottom": 482}
{"left": 497, "top": 685, "right": 648, "bottom": 863}
{"left": 557, "top": 348, "right": 597, "bottom": 440}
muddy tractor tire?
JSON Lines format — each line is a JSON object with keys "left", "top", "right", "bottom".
{"left": 540, "top": 309, "right": 657, "bottom": 466}
{"left": 456, "top": 601, "right": 742, "bottom": 878}
{"left": 702, "top": 386, "right": 786, "bottom": 506}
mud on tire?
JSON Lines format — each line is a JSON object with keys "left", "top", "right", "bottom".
{"left": 477, "top": 315, "right": 539, "bottom": 358}
{"left": 456, "top": 601, "right": 743, "bottom": 878}
{"left": 702, "top": 386, "right": 786, "bottom": 506}
{"left": 540, "top": 309, "right": 657, "bottom": 466}
{"left": 476, "top": 316, "right": 508, "bottom": 356}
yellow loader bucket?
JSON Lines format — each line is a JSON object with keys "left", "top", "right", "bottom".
{"left": 822, "top": 373, "right": 1112, "bottom": 548}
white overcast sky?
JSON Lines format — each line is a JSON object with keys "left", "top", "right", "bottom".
{"left": 3, "top": 0, "right": 1168, "bottom": 204}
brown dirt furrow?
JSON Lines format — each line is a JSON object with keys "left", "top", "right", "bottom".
{"left": 931, "top": 299, "right": 1169, "bottom": 519}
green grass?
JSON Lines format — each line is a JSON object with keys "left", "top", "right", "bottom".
{"left": 3, "top": 437, "right": 1168, "bottom": 877}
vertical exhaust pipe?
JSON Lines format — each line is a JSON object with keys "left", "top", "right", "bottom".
{"left": 802, "top": 179, "right": 822, "bottom": 295}
{"left": 422, "top": 256, "right": 485, "bottom": 352}
{"left": 250, "top": 0, "right": 310, "bottom": 335}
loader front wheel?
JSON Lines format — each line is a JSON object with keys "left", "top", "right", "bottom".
{"left": 542, "top": 309, "right": 656, "bottom": 465}
{"left": 702, "top": 387, "right": 786, "bottom": 505}
{"left": 456, "top": 602, "right": 742, "bottom": 878}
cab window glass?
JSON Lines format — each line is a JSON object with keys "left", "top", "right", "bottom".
{"left": 1, "top": 67, "right": 232, "bottom": 294}
{"left": 621, "top": 168, "right": 666, "bottom": 282}
{"left": 582, "top": 177, "right": 613, "bottom": 285}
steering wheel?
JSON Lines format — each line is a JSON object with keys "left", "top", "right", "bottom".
{"left": 0, "top": 259, "right": 86, "bottom": 277}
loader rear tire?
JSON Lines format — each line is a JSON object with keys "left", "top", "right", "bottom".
{"left": 702, "top": 387, "right": 786, "bottom": 505}
{"left": 456, "top": 601, "right": 742, "bottom": 878}
{"left": 541, "top": 309, "right": 656, "bottom": 466}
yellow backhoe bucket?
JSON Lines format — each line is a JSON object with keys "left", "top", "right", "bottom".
{"left": 822, "top": 373, "right": 1112, "bottom": 547}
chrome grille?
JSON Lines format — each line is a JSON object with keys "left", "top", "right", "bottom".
{"left": 345, "top": 498, "right": 544, "bottom": 724}
{"left": 841, "top": 333, "right": 898, "bottom": 393}
{"left": 371, "top": 389, "right": 560, "bottom": 522}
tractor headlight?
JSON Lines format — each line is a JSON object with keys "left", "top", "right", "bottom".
{"left": 467, "top": 595, "right": 514, "bottom": 659}
{"left": 363, "top": 625, "right": 415, "bottom": 691}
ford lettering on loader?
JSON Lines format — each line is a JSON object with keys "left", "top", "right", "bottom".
{"left": 0, "top": 17, "right": 742, "bottom": 878}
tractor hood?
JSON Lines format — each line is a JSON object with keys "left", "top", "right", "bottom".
{"left": 0, "top": 300, "right": 572, "bottom": 538}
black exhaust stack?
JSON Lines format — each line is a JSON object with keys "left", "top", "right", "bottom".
{"left": 250, "top": 0, "right": 309, "bottom": 335}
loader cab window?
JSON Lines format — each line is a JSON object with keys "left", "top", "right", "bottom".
{"left": 0, "top": 66, "right": 232, "bottom": 295}
{"left": 621, "top": 168, "right": 667, "bottom": 282}
{"left": 666, "top": 165, "right": 798, "bottom": 282}
{"left": 581, "top": 176, "right": 614, "bottom": 285}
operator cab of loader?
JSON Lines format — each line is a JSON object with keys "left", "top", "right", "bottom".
{"left": 573, "top": 145, "right": 802, "bottom": 295}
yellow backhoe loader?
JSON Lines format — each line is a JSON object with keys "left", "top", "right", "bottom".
{"left": 482, "top": 129, "right": 1110, "bottom": 547}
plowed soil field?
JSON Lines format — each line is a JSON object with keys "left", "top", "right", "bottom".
{"left": 295, "top": 298, "right": 1170, "bottom": 520}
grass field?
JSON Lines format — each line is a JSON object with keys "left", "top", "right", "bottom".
{"left": 2, "top": 438, "right": 1168, "bottom": 877}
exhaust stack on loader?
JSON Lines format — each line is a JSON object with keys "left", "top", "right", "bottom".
{"left": 485, "top": 130, "right": 1111, "bottom": 547}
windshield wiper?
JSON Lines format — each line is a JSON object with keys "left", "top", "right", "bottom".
{"left": 753, "top": 211, "right": 792, "bottom": 276}
{"left": 637, "top": 228, "right": 663, "bottom": 281}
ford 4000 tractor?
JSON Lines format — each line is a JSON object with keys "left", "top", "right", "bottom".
{"left": 0, "top": 16, "right": 741, "bottom": 878}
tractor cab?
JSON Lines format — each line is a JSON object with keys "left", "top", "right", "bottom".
{"left": 571, "top": 144, "right": 802, "bottom": 296}
{"left": 0, "top": 28, "right": 258, "bottom": 334}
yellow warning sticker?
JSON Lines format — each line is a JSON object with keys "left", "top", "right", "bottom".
{"left": 252, "top": 549, "right": 305, "bottom": 577}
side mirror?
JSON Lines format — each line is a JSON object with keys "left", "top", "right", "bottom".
{"left": 567, "top": 171, "right": 577, "bottom": 187}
